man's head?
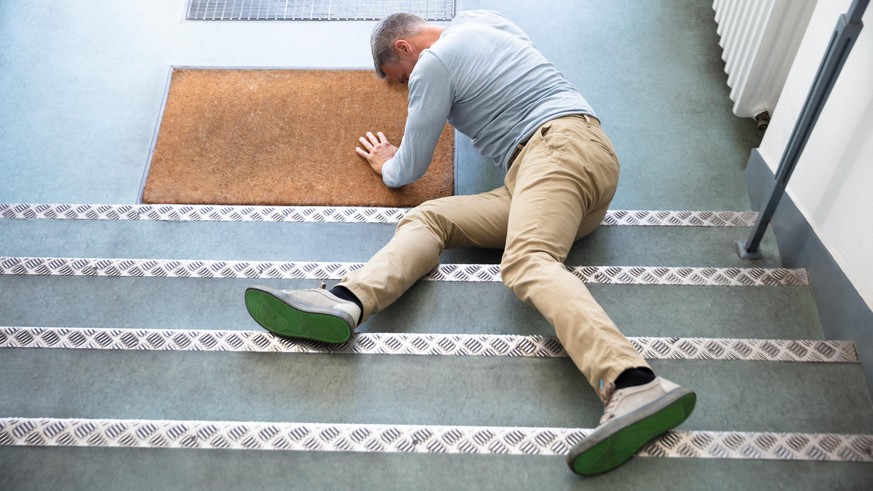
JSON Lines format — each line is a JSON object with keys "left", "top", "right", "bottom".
{"left": 370, "top": 13, "right": 428, "bottom": 83}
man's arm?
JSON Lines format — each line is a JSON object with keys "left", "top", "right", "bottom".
{"left": 356, "top": 55, "right": 452, "bottom": 188}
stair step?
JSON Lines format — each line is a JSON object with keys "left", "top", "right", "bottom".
{"left": 0, "top": 214, "right": 784, "bottom": 267}
{"left": 0, "top": 256, "right": 808, "bottom": 286}
{"left": 3, "top": 446, "right": 872, "bottom": 491}
{"left": 0, "top": 210, "right": 863, "bottom": 484}
{"left": 0, "top": 276, "right": 824, "bottom": 339}
{"left": 1, "top": 349, "right": 871, "bottom": 432}
{"left": 0, "top": 203, "right": 759, "bottom": 227}
{"left": 2, "top": 417, "right": 871, "bottom": 463}
{"left": 1, "top": 327, "right": 858, "bottom": 363}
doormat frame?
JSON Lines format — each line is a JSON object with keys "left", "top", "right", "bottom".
{"left": 138, "top": 65, "right": 462, "bottom": 205}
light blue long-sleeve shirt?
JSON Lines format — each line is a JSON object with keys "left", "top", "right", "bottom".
{"left": 381, "top": 9, "right": 596, "bottom": 188}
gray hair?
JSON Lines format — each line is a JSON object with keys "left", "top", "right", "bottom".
{"left": 370, "top": 13, "right": 427, "bottom": 79}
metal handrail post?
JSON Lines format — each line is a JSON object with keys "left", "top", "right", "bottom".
{"left": 737, "top": 0, "right": 868, "bottom": 259}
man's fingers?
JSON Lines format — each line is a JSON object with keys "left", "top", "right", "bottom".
{"left": 361, "top": 131, "right": 391, "bottom": 147}
{"left": 357, "top": 131, "right": 394, "bottom": 169}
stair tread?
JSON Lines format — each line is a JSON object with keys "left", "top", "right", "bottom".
{"left": 0, "top": 217, "right": 784, "bottom": 267}
{"left": 0, "top": 276, "right": 822, "bottom": 339}
{"left": 2, "top": 446, "right": 871, "bottom": 491}
{"left": 2, "top": 326, "right": 858, "bottom": 363}
{"left": 2, "top": 416, "right": 871, "bottom": 462}
{"left": 0, "top": 203, "right": 760, "bottom": 227}
{"left": 1, "top": 349, "right": 871, "bottom": 433}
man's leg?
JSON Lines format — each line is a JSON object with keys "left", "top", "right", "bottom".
{"left": 339, "top": 188, "right": 511, "bottom": 323}
{"left": 245, "top": 188, "right": 513, "bottom": 341}
{"left": 499, "top": 115, "right": 695, "bottom": 476}
{"left": 500, "top": 115, "right": 646, "bottom": 394}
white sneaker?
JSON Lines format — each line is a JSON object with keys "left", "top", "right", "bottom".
{"left": 567, "top": 377, "right": 696, "bottom": 475}
{"left": 244, "top": 285, "right": 361, "bottom": 343}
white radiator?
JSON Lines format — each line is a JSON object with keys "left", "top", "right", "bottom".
{"left": 713, "top": 0, "right": 818, "bottom": 123}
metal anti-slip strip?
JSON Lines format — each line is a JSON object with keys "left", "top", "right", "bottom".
{"left": 0, "top": 203, "right": 758, "bottom": 227}
{"left": 0, "top": 257, "right": 809, "bottom": 286}
{"left": 0, "top": 327, "right": 857, "bottom": 363}
{"left": 2, "top": 417, "right": 871, "bottom": 462}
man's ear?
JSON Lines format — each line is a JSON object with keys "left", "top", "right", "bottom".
{"left": 393, "top": 39, "right": 412, "bottom": 56}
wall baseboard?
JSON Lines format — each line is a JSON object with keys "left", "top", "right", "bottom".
{"left": 745, "top": 149, "right": 873, "bottom": 398}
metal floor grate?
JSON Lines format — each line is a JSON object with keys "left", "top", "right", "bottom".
{"left": 186, "top": 0, "right": 456, "bottom": 21}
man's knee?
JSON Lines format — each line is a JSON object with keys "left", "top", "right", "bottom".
{"left": 396, "top": 200, "right": 456, "bottom": 246}
{"left": 500, "top": 250, "right": 552, "bottom": 297}
{"left": 398, "top": 201, "right": 443, "bottom": 229}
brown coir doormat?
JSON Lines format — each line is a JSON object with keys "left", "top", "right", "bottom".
{"left": 142, "top": 69, "right": 454, "bottom": 206}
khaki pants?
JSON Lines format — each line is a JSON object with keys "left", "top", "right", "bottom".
{"left": 341, "top": 115, "right": 649, "bottom": 398}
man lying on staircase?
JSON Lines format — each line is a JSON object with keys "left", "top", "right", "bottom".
{"left": 244, "top": 10, "right": 696, "bottom": 476}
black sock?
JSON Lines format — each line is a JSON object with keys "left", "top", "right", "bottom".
{"left": 329, "top": 285, "right": 364, "bottom": 323}
{"left": 614, "top": 367, "right": 656, "bottom": 390}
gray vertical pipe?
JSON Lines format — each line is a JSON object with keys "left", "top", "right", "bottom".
{"left": 737, "top": 0, "right": 868, "bottom": 260}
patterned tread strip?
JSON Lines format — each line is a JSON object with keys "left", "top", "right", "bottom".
{"left": 2, "top": 418, "right": 871, "bottom": 462}
{"left": 0, "top": 257, "right": 809, "bottom": 286}
{"left": 0, "top": 203, "right": 758, "bottom": 227}
{"left": 0, "top": 327, "right": 857, "bottom": 363}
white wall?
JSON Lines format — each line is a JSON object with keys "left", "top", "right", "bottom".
{"left": 758, "top": 0, "right": 873, "bottom": 310}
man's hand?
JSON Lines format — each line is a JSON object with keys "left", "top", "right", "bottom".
{"left": 355, "top": 131, "right": 398, "bottom": 176}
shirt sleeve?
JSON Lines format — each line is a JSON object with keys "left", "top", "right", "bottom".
{"left": 381, "top": 53, "right": 453, "bottom": 188}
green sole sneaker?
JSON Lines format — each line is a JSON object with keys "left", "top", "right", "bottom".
{"left": 568, "top": 387, "right": 696, "bottom": 476}
{"left": 244, "top": 286, "right": 354, "bottom": 344}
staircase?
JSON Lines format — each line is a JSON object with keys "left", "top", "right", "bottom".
{"left": 1, "top": 0, "right": 872, "bottom": 489}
